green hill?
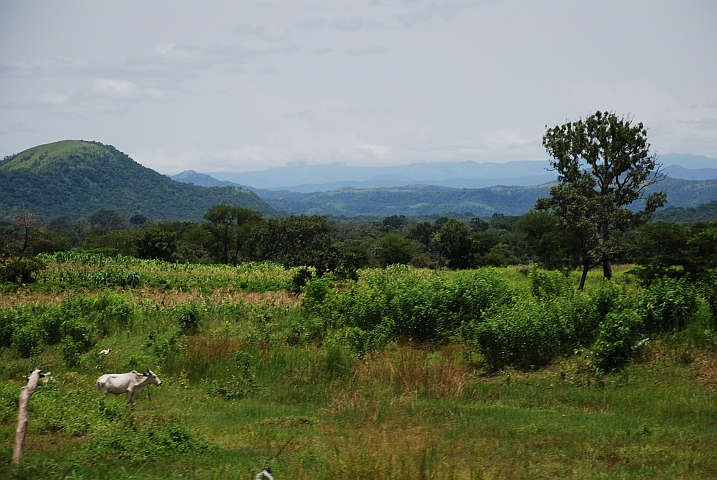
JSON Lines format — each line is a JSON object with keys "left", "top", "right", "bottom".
{"left": 257, "top": 177, "right": 717, "bottom": 217}
{"left": 0, "top": 140, "right": 275, "bottom": 221}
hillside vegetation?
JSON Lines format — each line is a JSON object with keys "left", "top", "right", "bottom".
{"left": 0, "top": 141, "right": 274, "bottom": 222}
{"left": 1, "top": 256, "right": 716, "bottom": 478}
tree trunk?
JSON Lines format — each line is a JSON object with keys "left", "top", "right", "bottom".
{"left": 602, "top": 257, "right": 613, "bottom": 280}
{"left": 579, "top": 264, "right": 590, "bottom": 290}
{"left": 13, "top": 369, "right": 46, "bottom": 465}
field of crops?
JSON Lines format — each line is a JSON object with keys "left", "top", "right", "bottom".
{"left": 1, "top": 255, "right": 716, "bottom": 479}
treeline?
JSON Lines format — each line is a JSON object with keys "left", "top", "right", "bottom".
{"left": 2, "top": 203, "right": 717, "bottom": 289}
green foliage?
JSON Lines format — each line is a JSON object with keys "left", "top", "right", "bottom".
{"left": 177, "top": 302, "right": 201, "bottom": 335}
{"left": 538, "top": 111, "right": 666, "bottom": 288}
{"left": 89, "top": 209, "right": 126, "bottom": 230}
{"left": 469, "top": 287, "right": 614, "bottom": 372}
{"left": 0, "top": 140, "right": 274, "bottom": 222}
{"left": 528, "top": 267, "right": 572, "bottom": 300}
{"left": 0, "top": 256, "right": 46, "bottom": 284}
{"left": 590, "top": 308, "right": 647, "bottom": 373}
{"left": 320, "top": 268, "right": 514, "bottom": 343}
{"left": 474, "top": 298, "right": 564, "bottom": 371}
{"left": 206, "top": 352, "right": 259, "bottom": 400}
{"left": 702, "top": 272, "right": 717, "bottom": 322}
{"left": 93, "top": 267, "right": 142, "bottom": 287}
{"left": 376, "top": 233, "right": 420, "bottom": 267}
{"left": 59, "top": 318, "right": 97, "bottom": 366}
{"left": 630, "top": 221, "right": 717, "bottom": 283}
{"left": 428, "top": 219, "right": 474, "bottom": 269}
{"left": 135, "top": 226, "right": 177, "bottom": 261}
{"left": 637, "top": 277, "right": 699, "bottom": 333}
{"left": 38, "top": 252, "right": 295, "bottom": 292}
{"left": 300, "top": 275, "right": 332, "bottom": 314}
{"left": 78, "top": 422, "right": 214, "bottom": 463}
{"left": 12, "top": 322, "right": 42, "bottom": 358}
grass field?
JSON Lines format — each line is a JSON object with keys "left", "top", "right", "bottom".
{"left": 1, "top": 257, "right": 716, "bottom": 479}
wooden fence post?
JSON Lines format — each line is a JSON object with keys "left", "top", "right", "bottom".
{"left": 12, "top": 369, "right": 47, "bottom": 465}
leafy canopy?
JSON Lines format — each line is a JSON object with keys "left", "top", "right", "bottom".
{"left": 537, "top": 111, "right": 666, "bottom": 288}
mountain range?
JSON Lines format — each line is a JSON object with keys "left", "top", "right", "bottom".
{"left": 1, "top": 140, "right": 716, "bottom": 222}
{"left": 197, "top": 153, "right": 717, "bottom": 192}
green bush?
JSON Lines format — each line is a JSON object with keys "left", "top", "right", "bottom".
{"left": 78, "top": 423, "right": 213, "bottom": 463}
{"left": 177, "top": 302, "right": 200, "bottom": 335}
{"left": 300, "top": 276, "right": 333, "bottom": 314}
{"left": 0, "top": 309, "right": 21, "bottom": 348}
{"left": 474, "top": 298, "right": 565, "bottom": 371}
{"left": 329, "top": 268, "right": 514, "bottom": 342}
{"left": 60, "top": 318, "right": 97, "bottom": 366}
{"left": 637, "top": 278, "right": 698, "bottom": 333}
{"left": 12, "top": 322, "right": 42, "bottom": 358}
{"left": 0, "top": 256, "right": 46, "bottom": 284}
{"left": 590, "top": 308, "right": 647, "bottom": 373}
{"left": 0, "top": 381, "right": 20, "bottom": 423}
{"left": 529, "top": 268, "right": 572, "bottom": 300}
{"left": 206, "top": 352, "right": 258, "bottom": 400}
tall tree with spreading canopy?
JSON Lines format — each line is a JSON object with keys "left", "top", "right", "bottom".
{"left": 203, "top": 205, "right": 263, "bottom": 266}
{"left": 536, "top": 111, "right": 666, "bottom": 289}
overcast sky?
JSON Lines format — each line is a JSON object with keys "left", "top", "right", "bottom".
{"left": 1, "top": 1, "right": 715, "bottom": 175}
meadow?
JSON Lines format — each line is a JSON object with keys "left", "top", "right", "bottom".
{"left": 1, "top": 254, "right": 716, "bottom": 479}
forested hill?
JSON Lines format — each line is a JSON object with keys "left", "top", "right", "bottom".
{"left": 257, "top": 177, "right": 717, "bottom": 217}
{"left": 0, "top": 140, "right": 275, "bottom": 221}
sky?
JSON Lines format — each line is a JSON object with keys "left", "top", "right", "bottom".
{"left": 0, "top": 1, "right": 715, "bottom": 175}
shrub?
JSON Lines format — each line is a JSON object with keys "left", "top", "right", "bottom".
{"left": 590, "top": 308, "right": 647, "bottom": 373}
{"left": 300, "top": 276, "right": 333, "bottom": 314}
{"left": 12, "top": 322, "right": 42, "bottom": 358}
{"left": 475, "top": 298, "right": 565, "bottom": 372}
{"left": 177, "top": 302, "right": 200, "bottom": 335}
{"left": 0, "top": 256, "right": 46, "bottom": 284}
{"left": 60, "top": 318, "right": 97, "bottom": 366}
{"left": 332, "top": 268, "right": 514, "bottom": 342}
{"left": 529, "top": 268, "right": 572, "bottom": 300}
{"left": 637, "top": 277, "right": 698, "bottom": 333}
{"left": 78, "top": 423, "right": 213, "bottom": 463}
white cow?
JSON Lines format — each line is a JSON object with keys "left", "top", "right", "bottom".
{"left": 97, "top": 368, "right": 162, "bottom": 405}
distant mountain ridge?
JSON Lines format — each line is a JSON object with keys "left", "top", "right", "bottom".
{"left": 0, "top": 140, "right": 275, "bottom": 221}
{"left": 201, "top": 153, "right": 715, "bottom": 192}
{"left": 248, "top": 178, "right": 717, "bottom": 217}
{"left": 3, "top": 141, "right": 715, "bottom": 222}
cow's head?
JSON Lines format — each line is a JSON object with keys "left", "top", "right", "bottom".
{"left": 145, "top": 367, "right": 162, "bottom": 386}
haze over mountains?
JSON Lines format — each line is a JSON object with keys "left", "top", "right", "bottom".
{"left": 186, "top": 154, "right": 716, "bottom": 193}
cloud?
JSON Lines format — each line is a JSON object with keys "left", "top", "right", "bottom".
{"left": 569, "top": 79, "right": 717, "bottom": 156}
{"left": 37, "top": 92, "right": 69, "bottom": 105}
{"left": 346, "top": 45, "right": 388, "bottom": 56}
{"left": 393, "top": 0, "right": 489, "bottom": 27}
{"left": 93, "top": 78, "right": 138, "bottom": 96}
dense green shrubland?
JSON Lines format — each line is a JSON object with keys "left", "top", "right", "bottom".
{"left": 1, "top": 257, "right": 716, "bottom": 478}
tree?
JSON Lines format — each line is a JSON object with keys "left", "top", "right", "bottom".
{"left": 135, "top": 226, "right": 177, "bottom": 262}
{"left": 203, "top": 205, "right": 263, "bottom": 266}
{"left": 537, "top": 111, "right": 666, "bottom": 289}
{"left": 428, "top": 219, "right": 474, "bottom": 269}
{"left": 0, "top": 210, "right": 48, "bottom": 283}
{"left": 630, "top": 221, "right": 717, "bottom": 283}
{"left": 517, "top": 210, "right": 581, "bottom": 271}
{"left": 376, "top": 233, "right": 420, "bottom": 267}
{"left": 89, "top": 209, "right": 126, "bottom": 231}
{"left": 250, "top": 215, "right": 339, "bottom": 273}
